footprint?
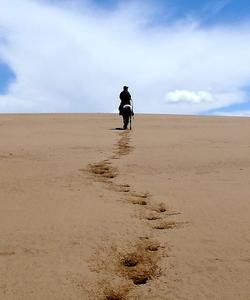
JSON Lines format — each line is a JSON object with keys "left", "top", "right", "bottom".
{"left": 103, "top": 286, "right": 130, "bottom": 300}
{"left": 153, "top": 221, "right": 178, "bottom": 230}
{"left": 130, "top": 192, "right": 151, "bottom": 199}
{"left": 113, "top": 133, "right": 134, "bottom": 157}
{"left": 118, "top": 242, "right": 160, "bottom": 286}
{"left": 144, "top": 212, "right": 161, "bottom": 221}
{"left": 144, "top": 240, "right": 161, "bottom": 252}
{"left": 153, "top": 202, "right": 167, "bottom": 213}
{"left": 88, "top": 161, "right": 118, "bottom": 181}
{"left": 131, "top": 199, "right": 147, "bottom": 206}
{"left": 115, "top": 184, "right": 130, "bottom": 193}
{"left": 146, "top": 244, "right": 160, "bottom": 252}
{"left": 121, "top": 253, "right": 140, "bottom": 267}
{"left": 130, "top": 274, "right": 149, "bottom": 285}
{"left": 120, "top": 184, "right": 130, "bottom": 189}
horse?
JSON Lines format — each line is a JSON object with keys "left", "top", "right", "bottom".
{"left": 121, "top": 104, "right": 133, "bottom": 130}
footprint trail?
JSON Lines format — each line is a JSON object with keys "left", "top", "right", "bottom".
{"left": 83, "top": 130, "right": 185, "bottom": 299}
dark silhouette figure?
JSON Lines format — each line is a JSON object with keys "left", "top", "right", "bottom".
{"left": 119, "top": 86, "right": 132, "bottom": 115}
{"left": 118, "top": 86, "right": 134, "bottom": 130}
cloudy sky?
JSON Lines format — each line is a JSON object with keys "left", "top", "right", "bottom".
{"left": 0, "top": 0, "right": 250, "bottom": 115}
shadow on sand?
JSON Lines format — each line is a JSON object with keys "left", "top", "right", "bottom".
{"left": 110, "top": 127, "right": 126, "bottom": 131}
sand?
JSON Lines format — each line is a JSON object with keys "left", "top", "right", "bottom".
{"left": 0, "top": 113, "right": 250, "bottom": 300}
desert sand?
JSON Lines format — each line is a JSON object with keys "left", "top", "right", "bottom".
{"left": 0, "top": 113, "right": 250, "bottom": 300}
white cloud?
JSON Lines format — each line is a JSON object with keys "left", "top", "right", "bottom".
{"left": 211, "top": 110, "right": 250, "bottom": 117}
{"left": 166, "top": 90, "right": 214, "bottom": 104}
{"left": 0, "top": 0, "right": 250, "bottom": 114}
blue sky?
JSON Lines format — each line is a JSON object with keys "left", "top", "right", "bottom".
{"left": 162, "top": 0, "right": 250, "bottom": 23}
{"left": 94, "top": 0, "right": 250, "bottom": 25}
{"left": 0, "top": 0, "right": 250, "bottom": 115}
{"left": 0, "top": 62, "right": 15, "bottom": 94}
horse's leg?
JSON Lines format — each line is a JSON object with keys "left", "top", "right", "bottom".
{"left": 123, "top": 114, "right": 129, "bottom": 129}
{"left": 122, "top": 115, "right": 126, "bottom": 129}
{"left": 129, "top": 114, "right": 132, "bottom": 130}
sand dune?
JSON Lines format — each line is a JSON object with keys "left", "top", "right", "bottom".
{"left": 0, "top": 113, "right": 250, "bottom": 299}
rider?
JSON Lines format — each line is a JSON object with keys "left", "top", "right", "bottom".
{"left": 119, "top": 86, "right": 133, "bottom": 115}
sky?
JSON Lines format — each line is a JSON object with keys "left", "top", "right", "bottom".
{"left": 0, "top": 0, "right": 250, "bottom": 115}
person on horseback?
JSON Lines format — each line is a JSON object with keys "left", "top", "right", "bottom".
{"left": 119, "top": 86, "right": 132, "bottom": 115}
{"left": 118, "top": 86, "right": 134, "bottom": 130}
